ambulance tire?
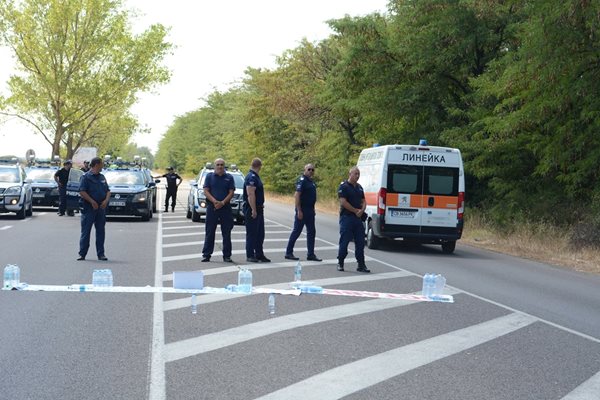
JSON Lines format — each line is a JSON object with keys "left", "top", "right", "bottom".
{"left": 441, "top": 241, "right": 456, "bottom": 254}
{"left": 366, "top": 222, "right": 381, "bottom": 250}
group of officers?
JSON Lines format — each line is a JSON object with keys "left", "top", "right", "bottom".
{"left": 199, "top": 157, "right": 371, "bottom": 273}
{"left": 69, "top": 155, "right": 371, "bottom": 273}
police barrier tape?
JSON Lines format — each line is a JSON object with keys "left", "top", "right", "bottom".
{"left": 1, "top": 283, "right": 454, "bottom": 302}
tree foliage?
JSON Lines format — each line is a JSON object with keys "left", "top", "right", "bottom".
{"left": 156, "top": 0, "right": 599, "bottom": 227}
{"left": 0, "top": 0, "right": 172, "bottom": 158}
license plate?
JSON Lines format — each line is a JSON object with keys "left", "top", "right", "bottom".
{"left": 110, "top": 201, "right": 126, "bottom": 206}
{"left": 391, "top": 210, "right": 416, "bottom": 218}
{"left": 33, "top": 193, "right": 45, "bottom": 197}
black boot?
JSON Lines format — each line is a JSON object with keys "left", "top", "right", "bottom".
{"left": 337, "top": 259, "right": 344, "bottom": 271}
{"left": 357, "top": 263, "right": 371, "bottom": 273}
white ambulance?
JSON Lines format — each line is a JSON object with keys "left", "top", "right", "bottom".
{"left": 357, "top": 140, "right": 465, "bottom": 253}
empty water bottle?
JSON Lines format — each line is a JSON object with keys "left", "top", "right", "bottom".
{"left": 268, "top": 293, "right": 275, "bottom": 315}
{"left": 294, "top": 261, "right": 302, "bottom": 282}
{"left": 191, "top": 294, "right": 197, "bottom": 314}
{"left": 300, "top": 285, "right": 323, "bottom": 294}
{"left": 237, "top": 268, "right": 253, "bottom": 294}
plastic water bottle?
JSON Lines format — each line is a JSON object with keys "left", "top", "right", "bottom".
{"left": 191, "top": 294, "right": 197, "bottom": 314}
{"left": 422, "top": 273, "right": 431, "bottom": 297}
{"left": 237, "top": 268, "right": 253, "bottom": 294}
{"left": 93, "top": 269, "right": 113, "bottom": 287}
{"left": 268, "top": 293, "right": 275, "bottom": 315}
{"left": 433, "top": 274, "right": 446, "bottom": 296}
{"left": 294, "top": 261, "right": 302, "bottom": 282}
{"left": 3, "top": 264, "right": 20, "bottom": 289}
{"left": 300, "top": 285, "right": 323, "bottom": 294}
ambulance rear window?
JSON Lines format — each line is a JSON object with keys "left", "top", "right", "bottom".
{"left": 387, "top": 165, "right": 421, "bottom": 194}
{"left": 425, "top": 167, "right": 458, "bottom": 196}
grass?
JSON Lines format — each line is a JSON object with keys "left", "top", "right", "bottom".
{"left": 266, "top": 192, "right": 600, "bottom": 275}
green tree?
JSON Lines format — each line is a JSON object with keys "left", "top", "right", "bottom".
{"left": 0, "top": 0, "right": 171, "bottom": 158}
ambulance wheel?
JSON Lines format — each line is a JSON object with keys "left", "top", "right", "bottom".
{"left": 192, "top": 208, "right": 201, "bottom": 222}
{"left": 441, "top": 241, "right": 456, "bottom": 254}
{"left": 366, "top": 223, "right": 381, "bottom": 250}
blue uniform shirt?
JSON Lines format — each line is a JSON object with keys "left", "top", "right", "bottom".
{"left": 243, "top": 169, "right": 264, "bottom": 208}
{"left": 203, "top": 172, "right": 235, "bottom": 202}
{"left": 337, "top": 180, "right": 364, "bottom": 216}
{"left": 79, "top": 171, "right": 110, "bottom": 208}
{"left": 296, "top": 175, "right": 317, "bottom": 210}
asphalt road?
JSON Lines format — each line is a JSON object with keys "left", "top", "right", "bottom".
{"left": 1, "top": 185, "right": 599, "bottom": 400}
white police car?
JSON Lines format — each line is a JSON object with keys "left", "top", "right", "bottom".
{"left": 0, "top": 159, "right": 33, "bottom": 219}
{"left": 186, "top": 163, "right": 245, "bottom": 224}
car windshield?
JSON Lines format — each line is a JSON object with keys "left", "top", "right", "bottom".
{"left": 103, "top": 170, "right": 145, "bottom": 185}
{"left": 26, "top": 168, "right": 56, "bottom": 180}
{"left": 0, "top": 167, "right": 20, "bottom": 183}
{"left": 233, "top": 174, "right": 244, "bottom": 188}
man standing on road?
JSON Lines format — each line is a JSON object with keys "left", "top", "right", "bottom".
{"left": 54, "top": 160, "right": 72, "bottom": 216}
{"left": 201, "top": 159, "right": 236, "bottom": 263}
{"left": 156, "top": 167, "right": 181, "bottom": 212}
{"left": 78, "top": 157, "right": 110, "bottom": 261}
{"left": 243, "top": 158, "right": 270, "bottom": 263}
{"left": 337, "top": 166, "right": 370, "bottom": 273}
{"left": 285, "top": 163, "right": 322, "bottom": 262}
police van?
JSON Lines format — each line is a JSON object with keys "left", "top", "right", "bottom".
{"left": 357, "top": 140, "right": 465, "bottom": 253}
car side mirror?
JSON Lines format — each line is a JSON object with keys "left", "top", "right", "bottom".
{"left": 154, "top": 179, "right": 161, "bottom": 183}
{"left": 148, "top": 182, "right": 156, "bottom": 187}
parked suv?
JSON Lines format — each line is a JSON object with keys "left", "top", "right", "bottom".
{"left": 103, "top": 167, "right": 156, "bottom": 221}
{"left": 187, "top": 164, "right": 245, "bottom": 224}
{"left": 0, "top": 160, "right": 33, "bottom": 219}
{"left": 25, "top": 164, "right": 60, "bottom": 208}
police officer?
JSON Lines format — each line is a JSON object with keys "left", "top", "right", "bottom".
{"left": 243, "top": 158, "right": 270, "bottom": 263}
{"left": 337, "top": 166, "right": 370, "bottom": 273}
{"left": 157, "top": 167, "right": 182, "bottom": 212}
{"left": 54, "top": 160, "right": 72, "bottom": 216}
{"left": 77, "top": 157, "right": 110, "bottom": 261}
{"left": 201, "top": 158, "right": 235, "bottom": 263}
{"left": 285, "top": 163, "right": 322, "bottom": 261}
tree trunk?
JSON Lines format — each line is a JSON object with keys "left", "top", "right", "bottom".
{"left": 52, "top": 124, "right": 63, "bottom": 159}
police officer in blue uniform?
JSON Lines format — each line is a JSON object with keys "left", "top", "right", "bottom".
{"left": 337, "top": 166, "right": 370, "bottom": 273}
{"left": 54, "top": 160, "right": 72, "bottom": 216}
{"left": 243, "top": 158, "right": 270, "bottom": 263}
{"left": 77, "top": 157, "right": 111, "bottom": 261}
{"left": 285, "top": 163, "right": 322, "bottom": 261}
{"left": 201, "top": 158, "right": 236, "bottom": 263}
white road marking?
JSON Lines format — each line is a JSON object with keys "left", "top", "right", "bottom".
{"left": 163, "top": 287, "right": 463, "bottom": 362}
{"left": 162, "top": 237, "right": 306, "bottom": 248}
{"left": 149, "top": 198, "right": 166, "bottom": 400}
{"left": 162, "top": 225, "right": 202, "bottom": 231}
{"left": 256, "top": 313, "right": 536, "bottom": 400}
{"left": 162, "top": 271, "right": 413, "bottom": 311}
{"left": 0, "top": 225, "right": 13, "bottom": 230}
{"left": 161, "top": 246, "right": 338, "bottom": 262}
{"left": 561, "top": 371, "right": 600, "bottom": 400}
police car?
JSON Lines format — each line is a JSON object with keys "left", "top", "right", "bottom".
{"left": 66, "top": 168, "right": 85, "bottom": 216}
{"left": 186, "top": 163, "right": 245, "bottom": 224}
{"left": 24, "top": 161, "right": 60, "bottom": 208}
{"left": 0, "top": 159, "right": 33, "bottom": 219}
{"left": 103, "top": 165, "right": 157, "bottom": 221}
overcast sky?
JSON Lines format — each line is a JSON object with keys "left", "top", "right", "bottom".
{"left": 0, "top": 0, "right": 388, "bottom": 158}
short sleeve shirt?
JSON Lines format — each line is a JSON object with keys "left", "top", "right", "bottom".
{"left": 295, "top": 175, "right": 317, "bottom": 210}
{"left": 162, "top": 172, "right": 181, "bottom": 191}
{"left": 203, "top": 172, "right": 235, "bottom": 202}
{"left": 79, "top": 171, "right": 110, "bottom": 205}
{"left": 337, "top": 180, "right": 365, "bottom": 216}
{"left": 54, "top": 168, "right": 69, "bottom": 185}
{"left": 243, "top": 170, "right": 264, "bottom": 207}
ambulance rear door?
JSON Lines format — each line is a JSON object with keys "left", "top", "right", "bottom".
{"left": 384, "top": 157, "right": 424, "bottom": 234}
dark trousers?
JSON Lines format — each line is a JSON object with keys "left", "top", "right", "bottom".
{"left": 79, "top": 207, "right": 106, "bottom": 258}
{"left": 58, "top": 185, "right": 67, "bottom": 214}
{"left": 286, "top": 209, "right": 316, "bottom": 256}
{"left": 244, "top": 208, "right": 265, "bottom": 258}
{"left": 337, "top": 214, "right": 365, "bottom": 264}
{"left": 202, "top": 205, "right": 233, "bottom": 257}
{"left": 165, "top": 189, "right": 177, "bottom": 210}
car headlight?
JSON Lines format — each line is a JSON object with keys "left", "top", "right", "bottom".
{"left": 4, "top": 186, "right": 22, "bottom": 196}
{"left": 132, "top": 192, "right": 147, "bottom": 202}
{"left": 50, "top": 188, "right": 59, "bottom": 196}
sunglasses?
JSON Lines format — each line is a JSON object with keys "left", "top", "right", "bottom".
{"left": 307, "top": 168, "right": 315, "bottom": 171}
{"left": 215, "top": 164, "right": 225, "bottom": 166}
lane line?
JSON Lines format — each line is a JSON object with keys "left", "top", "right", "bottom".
{"left": 162, "top": 238, "right": 307, "bottom": 248}
{"left": 561, "top": 371, "right": 600, "bottom": 400}
{"left": 148, "top": 197, "right": 166, "bottom": 400}
{"left": 0, "top": 226, "right": 13, "bottom": 230}
{"left": 164, "top": 287, "right": 461, "bottom": 362}
{"left": 256, "top": 313, "right": 536, "bottom": 400}
{"left": 162, "top": 271, "right": 413, "bottom": 311}
{"left": 161, "top": 246, "right": 338, "bottom": 262}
